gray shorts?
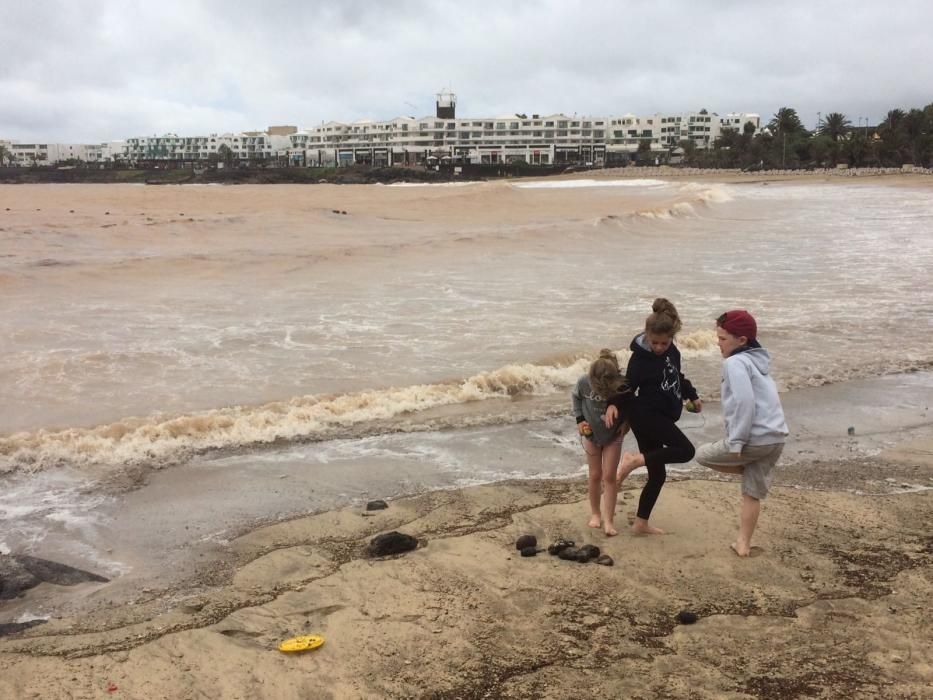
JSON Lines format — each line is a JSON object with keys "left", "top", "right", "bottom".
{"left": 695, "top": 440, "right": 784, "bottom": 500}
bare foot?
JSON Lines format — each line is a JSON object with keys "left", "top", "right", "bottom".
{"left": 632, "top": 519, "right": 666, "bottom": 535}
{"left": 731, "top": 543, "right": 763, "bottom": 558}
{"left": 587, "top": 514, "right": 601, "bottom": 528}
{"left": 604, "top": 524, "right": 619, "bottom": 537}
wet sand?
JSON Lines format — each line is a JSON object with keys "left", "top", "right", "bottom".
{"left": 0, "top": 466, "right": 930, "bottom": 699}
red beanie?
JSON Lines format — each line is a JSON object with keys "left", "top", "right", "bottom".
{"left": 718, "top": 310, "right": 757, "bottom": 341}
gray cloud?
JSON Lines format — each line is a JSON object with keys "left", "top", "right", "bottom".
{"left": 1, "top": 0, "right": 931, "bottom": 143}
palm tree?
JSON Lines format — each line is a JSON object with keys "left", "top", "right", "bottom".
{"left": 821, "top": 112, "right": 850, "bottom": 141}
{"left": 216, "top": 144, "right": 234, "bottom": 166}
{"left": 768, "top": 107, "right": 804, "bottom": 134}
{"left": 885, "top": 109, "right": 906, "bottom": 131}
{"left": 902, "top": 108, "right": 929, "bottom": 165}
{"left": 879, "top": 109, "right": 908, "bottom": 165}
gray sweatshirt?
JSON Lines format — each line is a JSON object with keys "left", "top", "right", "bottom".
{"left": 571, "top": 375, "right": 625, "bottom": 446}
{"left": 721, "top": 347, "right": 789, "bottom": 452}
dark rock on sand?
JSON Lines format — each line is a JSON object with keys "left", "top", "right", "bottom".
{"left": 520, "top": 546, "right": 538, "bottom": 557}
{"left": 515, "top": 535, "right": 537, "bottom": 551}
{"left": 366, "top": 499, "right": 389, "bottom": 511}
{"left": 0, "top": 554, "right": 109, "bottom": 601}
{"left": 677, "top": 610, "right": 699, "bottom": 624}
{"left": 578, "top": 544, "right": 601, "bottom": 561}
{"left": 596, "top": 554, "right": 614, "bottom": 566}
{"left": 367, "top": 532, "right": 419, "bottom": 557}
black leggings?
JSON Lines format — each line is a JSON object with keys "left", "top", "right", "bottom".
{"left": 629, "top": 411, "right": 695, "bottom": 520}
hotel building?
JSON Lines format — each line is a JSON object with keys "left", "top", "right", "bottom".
{"left": 287, "top": 93, "right": 760, "bottom": 167}
{"left": 2, "top": 94, "right": 759, "bottom": 168}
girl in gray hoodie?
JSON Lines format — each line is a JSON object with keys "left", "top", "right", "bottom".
{"left": 571, "top": 349, "right": 631, "bottom": 536}
{"left": 696, "top": 310, "right": 789, "bottom": 557}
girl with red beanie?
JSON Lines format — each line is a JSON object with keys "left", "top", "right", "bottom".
{"left": 696, "top": 310, "right": 788, "bottom": 556}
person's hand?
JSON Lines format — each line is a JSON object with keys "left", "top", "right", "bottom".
{"left": 685, "top": 398, "right": 703, "bottom": 413}
{"left": 578, "top": 421, "right": 593, "bottom": 437}
{"left": 603, "top": 405, "right": 618, "bottom": 428}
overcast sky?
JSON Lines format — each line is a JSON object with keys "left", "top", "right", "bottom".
{"left": 2, "top": 0, "right": 931, "bottom": 143}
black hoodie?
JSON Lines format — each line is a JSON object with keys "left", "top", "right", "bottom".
{"left": 623, "top": 333, "right": 699, "bottom": 422}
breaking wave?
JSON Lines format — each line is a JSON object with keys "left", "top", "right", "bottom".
{"left": 0, "top": 330, "right": 722, "bottom": 475}
{"left": 594, "top": 183, "right": 734, "bottom": 223}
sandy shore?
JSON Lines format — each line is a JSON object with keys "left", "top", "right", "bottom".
{"left": 1, "top": 457, "right": 930, "bottom": 698}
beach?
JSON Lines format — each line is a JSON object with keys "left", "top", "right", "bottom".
{"left": 1, "top": 172, "right": 932, "bottom": 698}
{"left": 0, "top": 458, "right": 930, "bottom": 698}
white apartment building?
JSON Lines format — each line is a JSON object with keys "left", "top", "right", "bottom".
{"left": 288, "top": 96, "right": 760, "bottom": 167}
{"left": 1, "top": 140, "right": 127, "bottom": 166}
{"left": 124, "top": 129, "right": 293, "bottom": 164}
{"left": 2, "top": 97, "right": 760, "bottom": 168}
{"left": 290, "top": 113, "right": 612, "bottom": 167}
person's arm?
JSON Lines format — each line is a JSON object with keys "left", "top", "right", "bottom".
{"left": 571, "top": 380, "right": 585, "bottom": 424}
{"left": 723, "top": 359, "right": 755, "bottom": 452}
{"left": 625, "top": 354, "right": 649, "bottom": 395}
{"left": 680, "top": 373, "right": 699, "bottom": 402}
{"left": 604, "top": 390, "right": 631, "bottom": 428}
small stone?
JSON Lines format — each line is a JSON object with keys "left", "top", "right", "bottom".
{"left": 367, "top": 531, "right": 418, "bottom": 557}
{"left": 515, "top": 535, "right": 537, "bottom": 551}
{"left": 366, "top": 499, "right": 389, "bottom": 511}
{"left": 520, "top": 546, "right": 537, "bottom": 557}
{"left": 676, "top": 610, "right": 698, "bottom": 625}
{"left": 595, "top": 554, "right": 614, "bottom": 566}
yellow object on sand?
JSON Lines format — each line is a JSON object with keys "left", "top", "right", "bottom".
{"left": 277, "top": 635, "right": 325, "bottom": 653}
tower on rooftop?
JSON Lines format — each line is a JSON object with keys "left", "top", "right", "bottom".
{"left": 436, "top": 91, "right": 456, "bottom": 119}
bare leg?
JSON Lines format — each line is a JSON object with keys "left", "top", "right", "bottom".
{"left": 601, "top": 442, "right": 623, "bottom": 536}
{"left": 732, "top": 494, "right": 761, "bottom": 556}
{"left": 586, "top": 445, "right": 603, "bottom": 528}
{"left": 617, "top": 451, "right": 644, "bottom": 485}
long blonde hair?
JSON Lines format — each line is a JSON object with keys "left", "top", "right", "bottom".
{"left": 588, "top": 349, "right": 628, "bottom": 399}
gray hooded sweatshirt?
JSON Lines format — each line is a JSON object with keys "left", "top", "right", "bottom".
{"left": 571, "top": 375, "right": 626, "bottom": 446}
{"left": 721, "top": 347, "right": 789, "bottom": 452}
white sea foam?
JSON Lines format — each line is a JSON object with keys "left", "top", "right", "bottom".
{"left": 384, "top": 181, "right": 478, "bottom": 187}
{"left": 512, "top": 178, "right": 669, "bottom": 189}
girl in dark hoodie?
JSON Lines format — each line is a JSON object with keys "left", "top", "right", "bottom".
{"left": 605, "top": 298, "right": 701, "bottom": 534}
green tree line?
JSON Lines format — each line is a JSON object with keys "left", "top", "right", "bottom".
{"left": 683, "top": 102, "right": 933, "bottom": 170}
